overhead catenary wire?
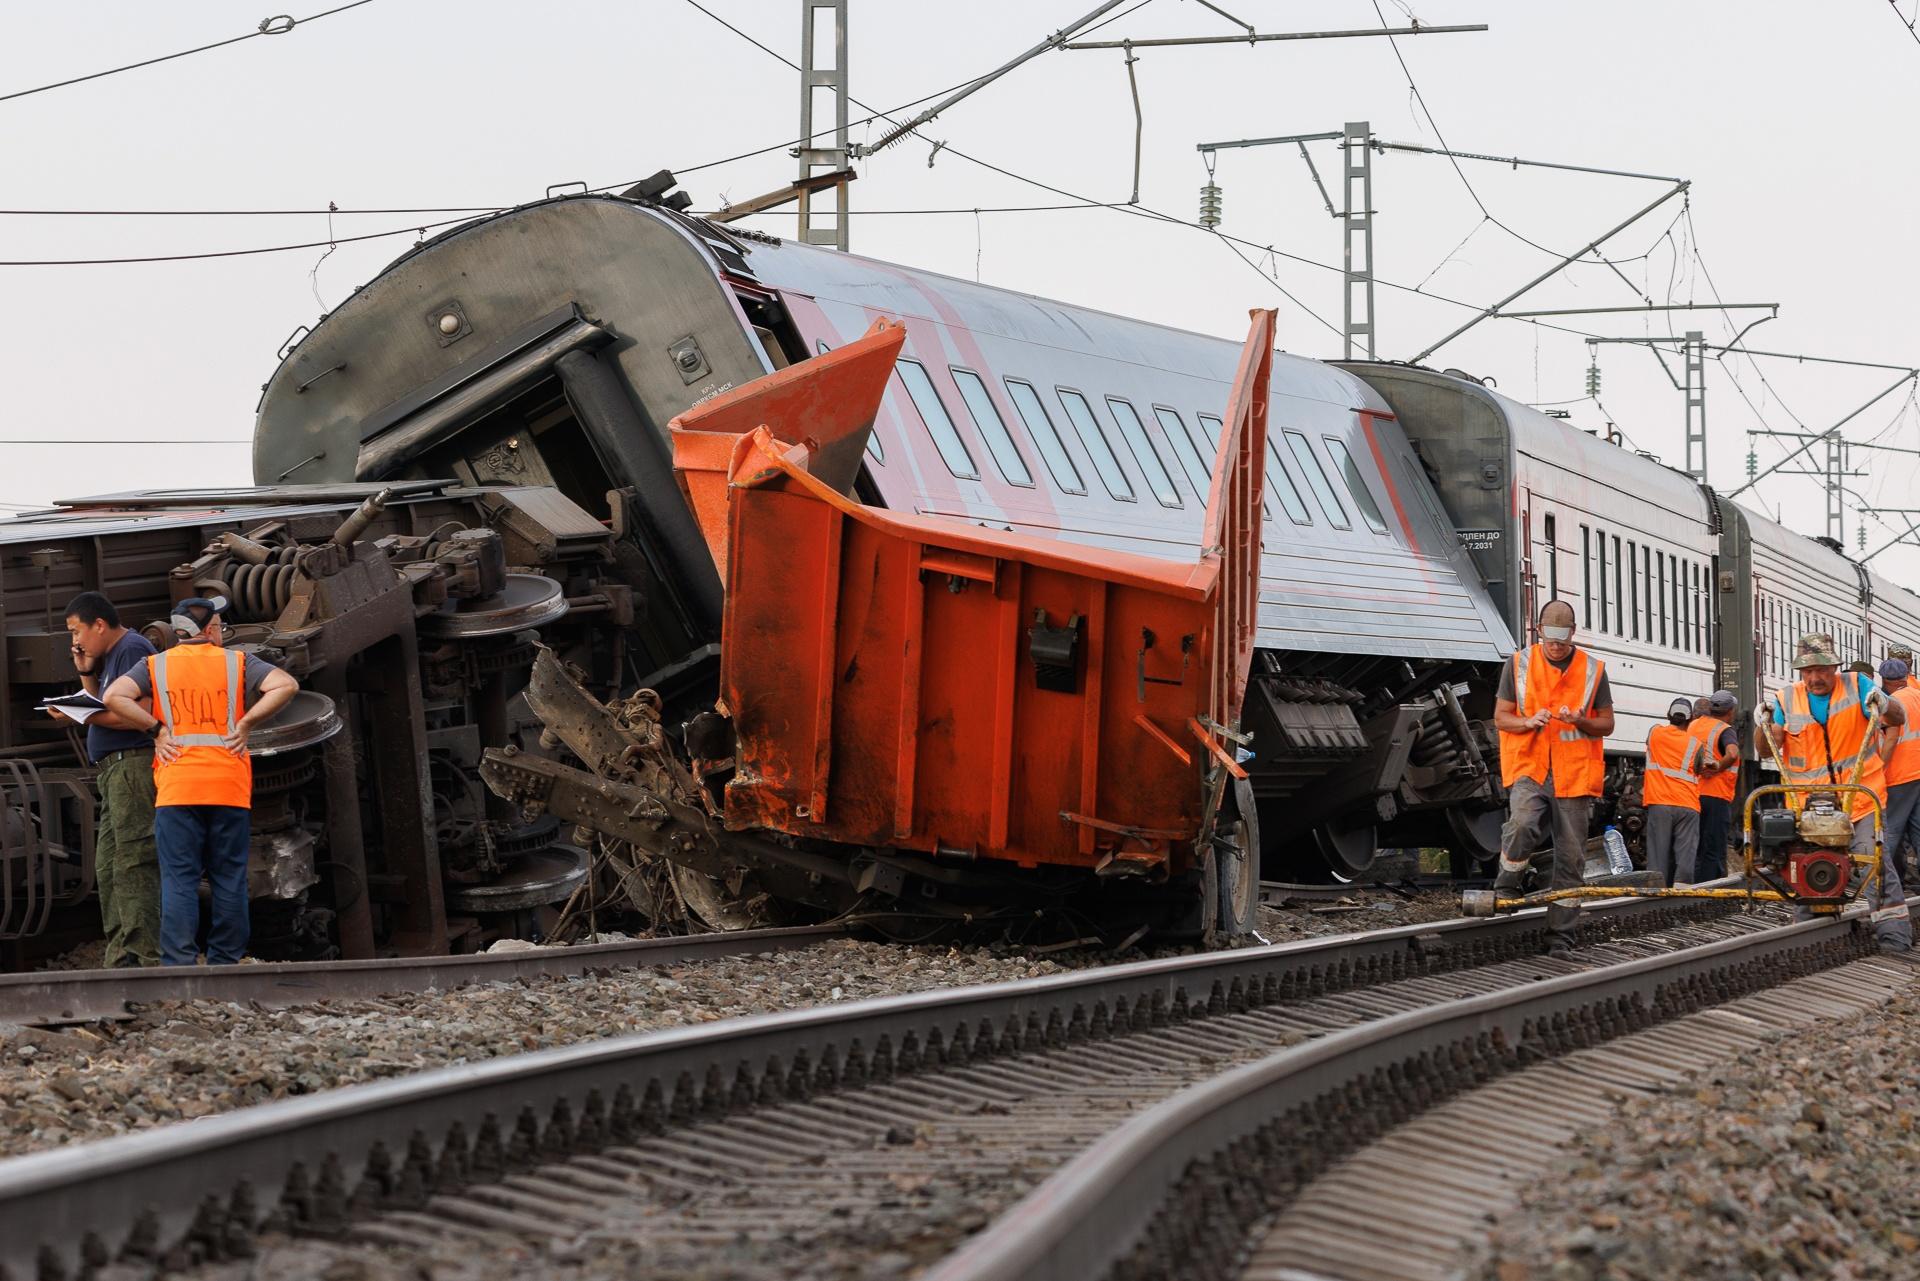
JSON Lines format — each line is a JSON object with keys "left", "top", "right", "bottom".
{"left": 0, "top": 215, "right": 478, "bottom": 267}
{"left": 0, "top": 1, "right": 378, "bottom": 105}
{"left": 1892, "top": 0, "right": 1920, "bottom": 47}
{"left": 678, "top": 0, "right": 1653, "bottom": 354}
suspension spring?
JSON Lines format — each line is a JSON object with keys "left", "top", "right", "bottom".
{"left": 228, "top": 545, "right": 301, "bottom": 622}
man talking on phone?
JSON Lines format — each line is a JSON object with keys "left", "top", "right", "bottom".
{"left": 61, "top": 592, "right": 160, "bottom": 967}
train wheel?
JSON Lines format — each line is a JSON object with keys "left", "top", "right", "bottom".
{"left": 1214, "top": 779, "right": 1259, "bottom": 938}
{"left": 1313, "top": 821, "right": 1378, "bottom": 879}
{"left": 1445, "top": 807, "right": 1504, "bottom": 875}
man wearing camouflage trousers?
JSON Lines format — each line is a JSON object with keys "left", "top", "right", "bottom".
{"left": 61, "top": 592, "right": 160, "bottom": 967}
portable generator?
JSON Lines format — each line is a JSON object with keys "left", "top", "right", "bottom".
{"left": 1743, "top": 784, "right": 1878, "bottom": 910}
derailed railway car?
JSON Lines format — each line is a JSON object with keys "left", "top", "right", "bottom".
{"left": 0, "top": 483, "right": 626, "bottom": 967}
{"left": 253, "top": 189, "right": 1515, "bottom": 891}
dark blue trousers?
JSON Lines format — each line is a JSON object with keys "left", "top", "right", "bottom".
{"left": 1696, "top": 795, "right": 1732, "bottom": 882}
{"left": 155, "top": 805, "right": 250, "bottom": 966}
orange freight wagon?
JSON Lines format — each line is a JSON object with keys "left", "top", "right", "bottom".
{"left": 662, "top": 310, "right": 1274, "bottom": 933}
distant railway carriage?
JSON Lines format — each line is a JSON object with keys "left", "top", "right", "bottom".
{"left": 1345, "top": 362, "right": 1920, "bottom": 853}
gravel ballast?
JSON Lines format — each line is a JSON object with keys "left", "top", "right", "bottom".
{"left": 0, "top": 889, "right": 1457, "bottom": 1161}
{"left": 1477, "top": 961, "right": 1920, "bottom": 1281}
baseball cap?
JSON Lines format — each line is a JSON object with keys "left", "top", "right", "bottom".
{"left": 1881, "top": 658, "right": 1911, "bottom": 681}
{"left": 170, "top": 595, "right": 229, "bottom": 637}
{"left": 1707, "top": 689, "right": 1738, "bottom": 714}
{"left": 1667, "top": 697, "right": 1694, "bottom": 722}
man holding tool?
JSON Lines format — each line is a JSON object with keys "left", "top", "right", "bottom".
{"left": 1757, "top": 633, "right": 1912, "bottom": 952}
{"left": 1490, "top": 599, "right": 1615, "bottom": 956}
{"left": 1687, "top": 691, "right": 1742, "bottom": 882}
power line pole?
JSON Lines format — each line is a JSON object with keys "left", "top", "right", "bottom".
{"left": 797, "top": 0, "right": 850, "bottom": 250}
{"left": 1682, "top": 330, "right": 1707, "bottom": 482}
{"left": 1826, "top": 433, "right": 1846, "bottom": 545}
{"left": 1342, "top": 121, "right": 1375, "bottom": 359}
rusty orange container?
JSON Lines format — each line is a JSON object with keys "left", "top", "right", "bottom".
{"left": 670, "top": 312, "right": 1272, "bottom": 877}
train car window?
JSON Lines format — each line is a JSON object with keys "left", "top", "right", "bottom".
{"left": 820, "top": 340, "right": 885, "bottom": 463}
{"left": 1627, "top": 541, "right": 1639, "bottom": 640}
{"left": 1004, "top": 379, "right": 1086, "bottom": 495}
{"left": 1056, "top": 388, "right": 1135, "bottom": 500}
{"left": 1322, "top": 437, "right": 1390, "bottom": 534}
{"left": 1106, "top": 398, "right": 1182, "bottom": 507}
{"left": 1596, "top": 531, "right": 1609, "bottom": 633}
{"left": 950, "top": 368, "right": 1033, "bottom": 487}
{"left": 1284, "top": 430, "right": 1351, "bottom": 529}
{"left": 1544, "top": 513, "right": 1558, "bottom": 602}
{"left": 1263, "top": 436, "right": 1311, "bottom": 524}
{"left": 1605, "top": 537, "right": 1620, "bottom": 637}
{"left": 1697, "top": 564, "right": 1712, "bottom": 656}
{"left": 1581, "top": 525, "right": 1592, "bottom": 629}
{"left": 896, "top": 359, "right": 977, "bottom": 479}
{"left": 1673, "top": 558, "right": 1685, "bottom": 652}
{"left": 1657, "top": 554, "right": 1668, "bottom": 646}
{"left": 1155, "top": 406, "right": 1212, "bottom": 497}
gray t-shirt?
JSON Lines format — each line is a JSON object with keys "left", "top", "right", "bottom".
{"left": 122, "top": 645, "right": 280, "bottom": 708}
{"left": 1495, "top": 647, "right": 1614, "bottom": 710}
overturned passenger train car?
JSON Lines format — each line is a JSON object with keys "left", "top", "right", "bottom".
{"left": 253, "top": 190, "right": 1515, "bottom": 890}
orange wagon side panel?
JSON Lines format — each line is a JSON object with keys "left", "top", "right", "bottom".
{"left": 670, "top": 310, "right": 1275, "bottom": 876}
{"left": 719, "top": 473, "right": 1216, "bottom": 868}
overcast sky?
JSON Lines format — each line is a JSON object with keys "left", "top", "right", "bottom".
{"left": 2, "top": 1, "right": 1916, "bottom": 577}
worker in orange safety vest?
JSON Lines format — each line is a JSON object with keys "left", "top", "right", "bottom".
{"left": 1757, "top": 632, "right": 1910, "bottom": 952}
{"left": 1492, "top": 599, "right": 1616, "bottom": 955}
{"left": 1643, "top": 697, "right": 1702, "bottom": 887}
{"left": 1876, "top": 657, "right": 1920, "bottom": 889}
{"left": 1687, "top": 691, "right": 1742, "bottom": 881}
{"left": 104, "top": 596, "right": 299, "bottom": 965}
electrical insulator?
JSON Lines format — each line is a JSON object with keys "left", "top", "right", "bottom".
{"left": 1199, "top": 183, "right": 1223, "bottom": 230}
{"left": 1585, "top": 362, "right": 1601, "bottom": 397}
{"left": 1746, "top": 448, "right": 1758, "bottom": 480}
{"left": 1859, "top": 526, "right": 1867, "bottom": 551}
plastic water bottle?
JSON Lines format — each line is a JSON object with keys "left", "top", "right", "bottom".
{"left": 1602, "top": 826, "right": 1632, "bottom": 875}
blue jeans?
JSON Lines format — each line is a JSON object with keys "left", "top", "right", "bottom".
{"left": 155, "top": 805, "right": 251, "bottom": 965}
{"left": 1883, "top": 780, "right": 1920, "bottom": 877}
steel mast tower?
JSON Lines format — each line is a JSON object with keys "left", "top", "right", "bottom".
{"left": 797, "top": 1, "right": 850, "bottom": 250}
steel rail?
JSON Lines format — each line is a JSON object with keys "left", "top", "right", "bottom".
{"left": 0, "top": 887, "right": 1729, "bottom": 1276}
{"left": 0, "top": 924, "right": 845, "bottom": 1026}
{"left": 922, "top": 910, "right": 1870, "bottom": 1281}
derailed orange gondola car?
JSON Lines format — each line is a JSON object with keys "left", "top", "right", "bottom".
{"left": 483, "top": 309, "right": 1274, "bottom": 936}
{"left": 666, "top": 311, "right": 1273, "bottom": 932}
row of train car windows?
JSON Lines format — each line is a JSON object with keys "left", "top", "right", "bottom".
{"left": 1758, "top": 595, "right": 1863, "bottom": 681}
{"left": 831, "top": 341, "right": 1391, "bottom": 534}
{"left": 1541, "top": 515, "right": 1712, "bottom": 655}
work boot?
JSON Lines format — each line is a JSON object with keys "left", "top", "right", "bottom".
{"left": 1544, "top": 934, "right": 1575, "bottom": 959}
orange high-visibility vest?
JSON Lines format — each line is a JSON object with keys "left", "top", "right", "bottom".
{"left": 1643, "top": 723, "right": 1702, "bottom": 810}
{"left": 1772, "top": 677, "right": 1885, "bottom": 820}
{"left": 148, "top": 643, "right": 251, "bottom": 809}
{"left": 1888, "top": 687, "right": 1920, "bottom": 787}
{"left": 1687, "top": 715, "right": 1738, "bottom": 802}
{"left": 1499, "top": 644, "right": 1606, "bottom": 798}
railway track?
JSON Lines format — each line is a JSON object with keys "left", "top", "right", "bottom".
{"left": 0, "top": 925, "right": 844, "bottom": 1027}
{"left": 927, "top": 909, "right": 1908, "bottom": 1281}
{"left": 0, "top": 886, "right": 1764, "bottom": 1279}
